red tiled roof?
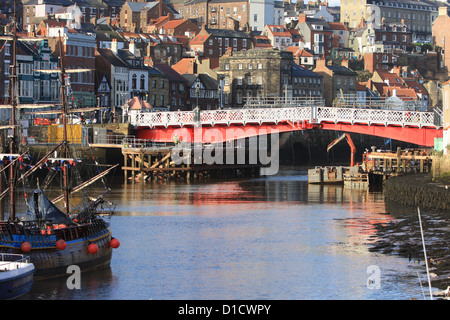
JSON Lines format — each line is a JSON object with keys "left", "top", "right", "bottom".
{"left": 328, "top": 22, "right": 348, "bottom": 31}
{"left": 383, "top": 86, "right": 418, "bottom": 99}
{"left": 266, "top": 25, "right": 292, "bottom": 37}
{"left": 286, "top": 47, "right": 313, "bottom": 57}
{"left": 189, "top": 34, "right": 209, "bottom": 45}
{"left": 128, "top": 96, "right": 152, "bottom": 110}
{"left": 160, "top": 19, "right": 187, "bottom": 30}
{"left": 377, "top": 70, "right": 405, "bottom": 85}
{"left": 172, "top": 58, "right": 195, "bottom": 74}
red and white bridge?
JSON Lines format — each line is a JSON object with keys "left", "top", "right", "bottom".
{"left": 130, "top": 100, "right": 443, "bottom": 147}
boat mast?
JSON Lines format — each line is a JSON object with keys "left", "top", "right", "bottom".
{"left": 58, "top": 31, "right": 70, "bottom": 215}
{"left": 9, "top": 0, "right": 18, "bottom": 220}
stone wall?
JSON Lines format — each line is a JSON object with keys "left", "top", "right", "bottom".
{"left": 384, "top": 173, "right": 450, "bottom": 213}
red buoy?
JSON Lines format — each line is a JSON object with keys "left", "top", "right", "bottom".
{"left": 110, "top": 238, "right": 120, "bottom": 249}
{"left": 88, "top": 243, "right": 98, "bottom": 254}
{"left": 21, "top": 242, "right": 31, "bottom": 253}
{"left": 56, "top": 239, "right": 66, "bottom": 250}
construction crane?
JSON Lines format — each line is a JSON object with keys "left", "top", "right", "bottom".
{"left": 327, "top": 133, "right": 356, "bottom": 167}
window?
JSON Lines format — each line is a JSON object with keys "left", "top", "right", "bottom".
{"left": 233, "top": 38, "right": 237, "bottom": 47}
{"left": 140, "top": 74, "right": 145, "bottom": 90}
{"left": 132, "top": 74, "right": 137, "bottom": 90}
{"left": 258, "top": 63, "right": 263, "bottom": 69}
{"left": 238, "top": 63, "right": 242, "bottom": 69}
{"left": 247, "top": 76, "right": 252, "bottom": 85}
{"left": 152, "top": 80, "right": 157, "bottom": 88}
{"left": 248, "top": 63, "right": 252, "bottom": 69}
{"left": 254, "top": 14, "right": 257, "bottom": 22}
{"left": 160, "top": 80, "right": 164, "bottom": 88}
{"left": 237, "top": 76, "right": 243, "bottom": 85}
{"left": 224, "top": 76, "right": 229, "bottom": 86}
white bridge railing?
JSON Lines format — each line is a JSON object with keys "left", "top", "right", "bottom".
{"left": 129, "top": 106, "right": 441, "bottom": 129}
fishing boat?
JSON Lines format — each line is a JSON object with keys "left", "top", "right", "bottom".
{"left": 0, "top": 7, "right": 119, "bottom": 279}
{"left": 0, "top": 253, "right": 35, "bottom": 300}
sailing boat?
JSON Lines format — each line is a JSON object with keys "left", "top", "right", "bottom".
{"left": 0, "top": 8, "right": 119, "bottom": 279}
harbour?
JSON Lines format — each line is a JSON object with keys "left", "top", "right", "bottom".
{"left": 10, "top": 166, "right": 448, "bottom": 300}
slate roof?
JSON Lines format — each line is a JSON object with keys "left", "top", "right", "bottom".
{"left": 327, "top": 65, "right": 357, "bottom": 75}
{"left": 292, "top": 63, "right": 322, "bottom": 78}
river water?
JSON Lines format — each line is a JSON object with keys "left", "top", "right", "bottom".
{"left": 21, "top": 167, "right": 435, "bottom": 300}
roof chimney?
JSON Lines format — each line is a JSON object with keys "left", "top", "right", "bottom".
{"left": 111, "top": 38, "right": 118, "bottom": 54}
{"left": 129, "top": 40, "right": 135, "bottom": 56}
{"left": 159, "top": 0, "right": 163, "bottom": 17}
{"left": 439, "top": 7, "right": 449, "bottom": 16}
{"left": 298, "top": 13, "right": 307, "bottom": 23}
{"left": 341, "top": 59, "right": 349, "bottom": 68}
{"left": 316, "top": 57, "right": 326, "bottom": 68}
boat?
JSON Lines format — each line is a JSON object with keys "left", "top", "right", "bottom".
{"left": 0, "top": 9, "right": 119, "bottom": 279}
{"left": 0, "top": 253, "right": 35, "bottom": 300}
{"left": 308, "top": 133, "right": 359, "bottom": 184}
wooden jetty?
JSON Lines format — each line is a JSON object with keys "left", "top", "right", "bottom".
{"left": 121, "top": 141, "right": 264, "bottom": 182}
{"left": 362, "top": 147, "right": 432, "bottom": 177}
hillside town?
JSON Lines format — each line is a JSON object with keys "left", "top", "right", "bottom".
{"left": 0, "top": 0, "right": 449, "bottom": 151}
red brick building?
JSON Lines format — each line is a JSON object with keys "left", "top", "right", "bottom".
{"left": 432, "top": 7, "right": 450, "bottom": 76}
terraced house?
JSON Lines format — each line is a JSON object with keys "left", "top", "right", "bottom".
{"left": 340, "top": 0, "right": 439, "bottom": 42}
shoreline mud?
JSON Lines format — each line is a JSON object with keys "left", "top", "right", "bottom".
{"left": 368, "top": 173, "right": 450, "bottom": 293}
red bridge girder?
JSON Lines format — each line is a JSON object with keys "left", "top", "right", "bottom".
{"left": 135, "top": 121, "right": 442, "bottom": 147}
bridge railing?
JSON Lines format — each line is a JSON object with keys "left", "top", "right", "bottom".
{"left": 130, "top": 106, "right": 439, "bottom": 129}
{"left": 316, "top": 107, "right": 436, "bottom": 127}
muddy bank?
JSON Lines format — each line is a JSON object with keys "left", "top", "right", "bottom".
{"left": 384, "top": 174, "right": 450, "bottom": 213}
{"left": 368, "top": 208, "right": 450, "bottom": 291}
{"left": 369, "top": 173, "right": 450, "bottom": 292}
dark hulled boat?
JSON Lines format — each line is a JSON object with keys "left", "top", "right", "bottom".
{"left": 0, "top": 11, "right": 119, "bottom": 279}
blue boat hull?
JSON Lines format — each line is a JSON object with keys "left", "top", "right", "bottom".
{"left": 0, "top": 264, "right": 35, "bottom": 300}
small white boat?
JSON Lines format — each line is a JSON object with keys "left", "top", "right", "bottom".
{"left": 0, "top": 254, "right": 35, "bottom": 300}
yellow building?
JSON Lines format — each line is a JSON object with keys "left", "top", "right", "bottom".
{"left": 341, "top": 0, "right": 439, "bottom": 42}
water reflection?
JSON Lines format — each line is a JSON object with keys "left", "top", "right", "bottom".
{"left": 17, "top": 167, "right": 436, "bottom": 300}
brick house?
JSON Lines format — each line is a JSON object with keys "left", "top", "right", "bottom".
{"left": 189, "top": 28, "right": 252, "bottom": 58}
{"left": 47, "top": 27, "right": 97, "bottom": 107}
{"left": 189, "top": 29, "right": 219, "bottom": 58}
{"left": 432, "top": 7, "right": 450, "bottom": 76}
{"left": 207, "top": 0, "right": 249, "bottom": 30}
{"left": 154, "top": 63, "right": 189, "bottom": 111}
{"left": 295, "top": 13, "right": 333, "bottom": 58}
{"left": 364, "top": 52, "right": 396, "bottom": 73}
{"left": 375, "top": 19, "right": 412, "bottom": 53}
{"left": 313, "top": 58, "right": 357, "bottom": 106}
{"left": 261, "top": 25, "right": 293, "bottom": 50}
{"left": 157, "top": 19, "right": 200, "bottom": 37}
{"left": 120, "top": 1, "right": 176, "bottom": 33}
{"left": 174, "top": 0, "right": 209, "bottom": 29}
